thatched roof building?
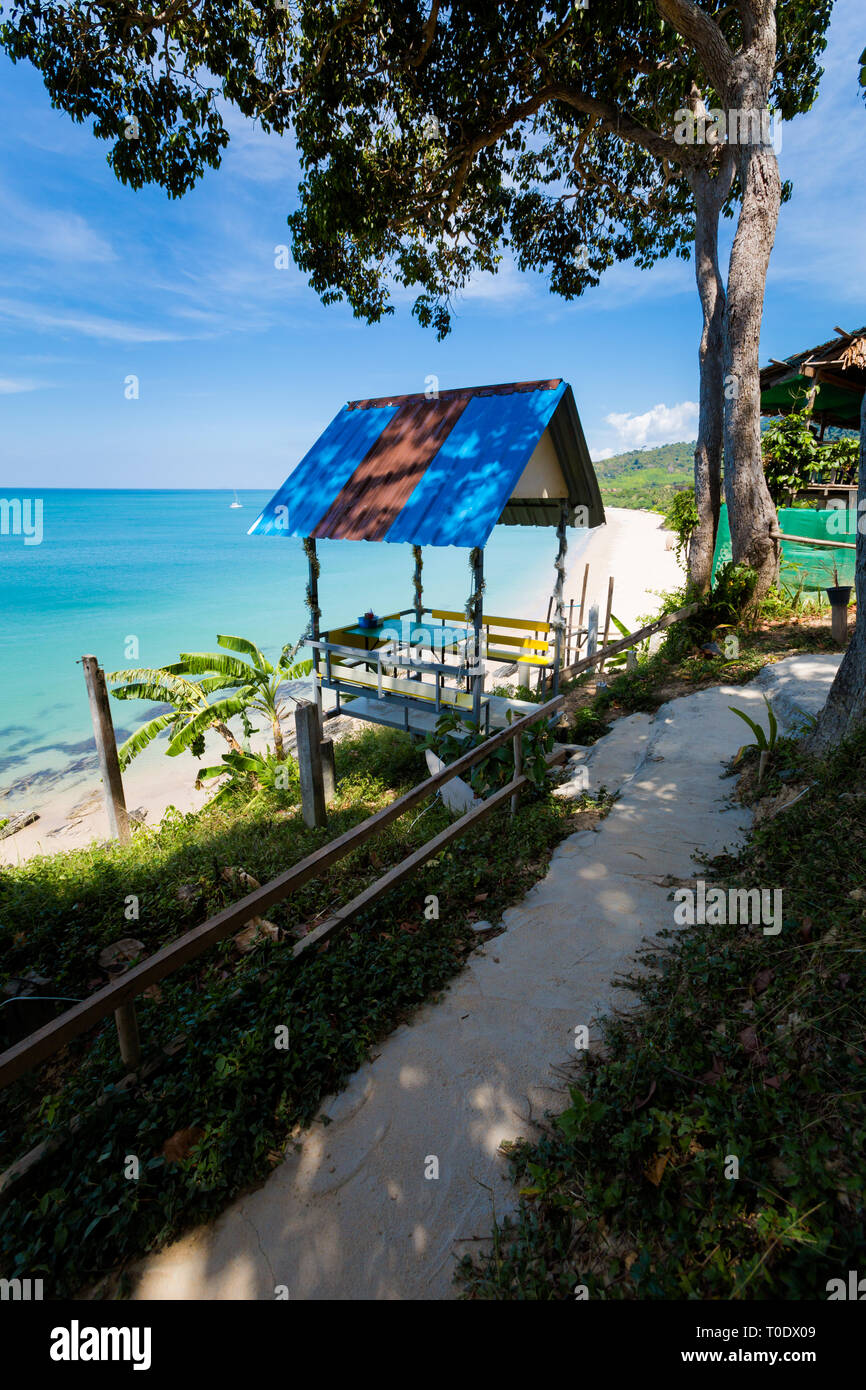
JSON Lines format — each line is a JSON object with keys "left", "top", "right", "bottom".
{"left": 760, "top": 326, "right": 866, "bottom": 431}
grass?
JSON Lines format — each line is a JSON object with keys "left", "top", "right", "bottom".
{"left": 457, "top": 661, "right": 866, "bottom": 1301}
{"left": 0, "top": 722, "right": 597, "bottom": 1297}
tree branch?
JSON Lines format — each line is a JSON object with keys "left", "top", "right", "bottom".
{"left": 653, "top": 0, "right": 734, "bottom": 93}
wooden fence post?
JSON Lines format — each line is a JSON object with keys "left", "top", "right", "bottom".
{"left": 830, "top": 599, "right": 848, "bottom": 647}
{"left": 598, "top": 577, "right": 615, "bottom": 677}
{"left": 320, "top": 736, "right": 336, "bottom": 805}
{"left": 114, "top": 1002, "right": 141, "bottom": 1070}
{"left": 295, "top": 700, "right": 327, "bottom": 828}
{"left": 586, "top": 604, "right": 599, "bottom": 663}
{"left": 577, "top": 562, "right": 589, "bottom": 650}
{"left": 81, "top": 655, "right": 131, "bottom": 845}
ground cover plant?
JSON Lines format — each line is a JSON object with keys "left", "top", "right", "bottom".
{"left": 457, "top": 708, "right": 866, "bottom": 1299}
{"left": 0, "top": 722, "right": 600, "bottom": 1297}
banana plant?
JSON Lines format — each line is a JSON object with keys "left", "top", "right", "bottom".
{"left": 177, "top": 636, "right": 312, "bottom": 761}
{"left": 105, "top": 665, "right": 250, "bottom": 770}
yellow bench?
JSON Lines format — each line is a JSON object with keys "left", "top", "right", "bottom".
{"left": 430, "top": 609, "right": 553, "bottom": 670}
{"left": 324, "top": 661, "right": 478, "bottom": 711}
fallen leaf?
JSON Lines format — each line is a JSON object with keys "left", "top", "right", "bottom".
{"left": 701, "top": 1056, "right": 725, "bottom": 1085}
{"left": 233, "top": 918, "right": 280, "bottom": 953}
{"left": 752, "top": 968, "right": 774, "bottom": 995}
{"left": 161, "top": 1126, "right": 205, "bottom": 1163}
{"left": 221, "top": 866, "right": 262, "bottom": 891}
{"left": 644, "top": 1152, "right": 670, "bottom": 1187}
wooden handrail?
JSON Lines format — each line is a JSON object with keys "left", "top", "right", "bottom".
{"left": 0, "top": 694, "right": 563, "bottom": 1089}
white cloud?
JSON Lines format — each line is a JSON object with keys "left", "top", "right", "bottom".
{"left": 0, "top": 183, "right": 115, "bottom": 264}
{"left": 605, "top": 400, "right": 699, "bottom": 448}
{"left": 459, "top": 259, "right": 532, "bottom": 305}
{"left": 593, "top": 446, "right": 615, "bottom": 461}
{"left": 0, "top": 297, "right": 180, "bottom": 343}
{"left": 0, "top": 377, "right": 41, "bottom": 393}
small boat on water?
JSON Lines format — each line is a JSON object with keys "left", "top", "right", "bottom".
{"left": 230, "top": 491, "right": 243, "bottom": 509}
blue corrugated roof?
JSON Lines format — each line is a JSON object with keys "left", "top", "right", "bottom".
{"left": 383, "top": 383, "right": 566, "bottom": 546}
{"left": 249, "top": 379, "right": 600, "bottom": 547}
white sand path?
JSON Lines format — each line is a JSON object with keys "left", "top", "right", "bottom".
{"left": 128, "top": 653, "right": 841, "bottom": 1301}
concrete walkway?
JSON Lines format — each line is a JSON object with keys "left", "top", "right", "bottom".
{"left": 131, "top": 655, "right": 840, "bottom": 1301}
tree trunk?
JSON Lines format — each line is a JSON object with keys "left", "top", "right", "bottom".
{"left": 722, "top": 130, "right": 782, "bottom": 597}
{"left": 687, "top": 164, "right": 728, "bottom": 592}
{"left": 806, "top": 390, "right": 866, "bottom": 753}
{"left": 214, "top": 720, "right": 243, "bottom": 753}
{"left": 272, "top": 715, "right": 286, "bottom": 760}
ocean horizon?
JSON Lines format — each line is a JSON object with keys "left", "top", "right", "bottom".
{"left": 0, "top": 488, "right": 586, "bottom": 812}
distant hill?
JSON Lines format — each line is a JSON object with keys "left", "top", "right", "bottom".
{"left": 592, "top": 440, "right": 695, "bottom": 511}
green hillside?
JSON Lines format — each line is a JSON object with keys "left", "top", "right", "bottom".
{"left": 593, "top": 440, "right": 695, "bottom": 511}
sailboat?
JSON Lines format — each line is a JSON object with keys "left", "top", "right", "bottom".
{"left": 230, "top": 490, "right": 243, "bottom": 509}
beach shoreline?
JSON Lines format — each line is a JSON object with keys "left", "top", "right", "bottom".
{"left": 0, "top": 507, "right": 681, "bottom": 866}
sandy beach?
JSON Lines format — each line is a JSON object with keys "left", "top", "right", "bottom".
{"left": 0, "top": 507, "right": 682, "bottom": 866}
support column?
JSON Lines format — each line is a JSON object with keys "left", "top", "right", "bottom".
{"left": 412, "top": 545, "right": 423, "bottom": 624}
{"left": 304, "top": 537, "right": 322, "bottom": 726}
{"left": 468, "top": 547, "right": 485, "bottom": 725}
{"left": 551, "top": 502, "right": 568, "bottom": 697}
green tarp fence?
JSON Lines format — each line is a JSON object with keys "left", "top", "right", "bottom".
{"left": 712, "top": 503, "right": 856, "bottom": 591}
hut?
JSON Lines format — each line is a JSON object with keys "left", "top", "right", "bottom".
{"left": 249, "top": 378, "right": 604, "bottom": 735}
{"left": 760, "top": 326, "right": 866, "bottom": 509}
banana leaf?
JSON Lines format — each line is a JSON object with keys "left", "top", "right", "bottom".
{"left": 179, "top": 651, "right": 255, "bottom": 683}
{"left": 116, "top": 712, "right": 176, "bottom": 770}
{"left": 165, "top": 692, "right": 254, "bottom": 755}
{"left": 216, "top": 633, "right": 269, "bottom": 671}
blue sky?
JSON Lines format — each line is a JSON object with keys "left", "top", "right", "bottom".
{"left": 0, "top": 0, "right": 863, "bottom": 489}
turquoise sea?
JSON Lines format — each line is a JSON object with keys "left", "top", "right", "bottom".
{"left": 0, "top": 490, "right": 580, "bottom": 808}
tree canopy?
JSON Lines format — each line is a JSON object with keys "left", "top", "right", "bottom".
{"left": 0, "top": 2, "right": 833, "bottom": 334}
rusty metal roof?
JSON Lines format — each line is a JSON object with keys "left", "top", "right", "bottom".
{"left": 249, "top": 379, "right": 605, "bottom": 548}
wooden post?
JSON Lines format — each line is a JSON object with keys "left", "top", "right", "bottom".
{"left": 510, "top": 729, "right": 523, "bottom": 817}
{"left": 552, "top": 500, "right": 568, "bottom": 697}
{"left": 320, "top": 737, "right": 336, "bottom": 805}
{"left": 586, "top": 604, "right": 599, "bottom": 663}
{"left": 81, "top": 655, "right": 131, "bottom": 845}
{"left": 830, "top": 598, "right": 848, "bottom": 646}
{"left": 114, "top": 1001, "right": 141, "bottom": 1070}
{"left": 306, "top": 538, "right": 323, "bottom": 724}
{"left": 471, "top": 548, "right": 484, "bottom": 725}
{"left": 626, "top": 649, "right": 638, "bottom": 673}
{"left": 412, "top": 544, "right": 424, "bottom": 624}
{"left": 577, "top": 562, "right": 589, "bottom": 644}
{"left": 598, "top": 577, "right": 615, "bottom": 677}
{"left": 295, "top": 700, "right": 327, "bottom": 828}
{"left": 567, "top": 598, "right": 574, "bottom": 665}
